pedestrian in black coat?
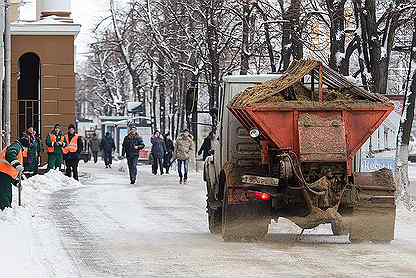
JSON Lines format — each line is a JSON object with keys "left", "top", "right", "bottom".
{"left": 122, "top": 128, "right": 145, "bottom": 184}
{"left": 151, "top": 130, "right": 166, "bottom": 175}
{"left": 198, "top": 131, "right": 214, "bottom": 161}
{"left": 163, "top": 133, "right": 174, "bottom": 174}
{"left": 101, "top": 132, "right": 116, "bottom": 168}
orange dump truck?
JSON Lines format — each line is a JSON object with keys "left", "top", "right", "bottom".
{"left": 204, "top": 59, "right": 396, "bottom": 241}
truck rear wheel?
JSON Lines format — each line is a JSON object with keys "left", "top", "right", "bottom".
{"left": 221, "top": 185, "right": 269, "bottom": 241}
{"left": 206, "top": 178, "right": 222, "bottom": 234}
{"left": 208, "top": 206, "right": 222, "bottom": 234}
{"left": 349, "top": 169, "right": 396, "bottom": 242}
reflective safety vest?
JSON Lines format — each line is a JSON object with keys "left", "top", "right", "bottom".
{"left": 0, "top": 147, "right": 23, "bottom": 180}
{"left": 47, "top": 134, "right": 65, "bottom": 153}
{"left": 63, "top": 134, "right": 79, "bottom": 155}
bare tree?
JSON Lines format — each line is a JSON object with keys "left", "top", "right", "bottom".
{"left": 395, "top": 16, "right": 416, "bottom": 208}
{"left": 352, "top": 0, "right": 416, "bottom": 94}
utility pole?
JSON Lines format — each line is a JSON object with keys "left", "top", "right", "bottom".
{"left": 4, "top": 0, "right": 10, "bottom": 145}
{"left": 0, "top": 1, "right": 4, "bottom": 149}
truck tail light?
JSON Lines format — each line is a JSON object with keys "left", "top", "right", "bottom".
{"left": 255, "top": 192, "right": 271, "bottom": 201}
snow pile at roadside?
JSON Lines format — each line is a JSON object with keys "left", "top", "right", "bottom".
{"left": 22, "top": 170, "right": 83, "bottom": 194}
{"left": 0, "top": 205, "right": 31, "bottom": 223}
{"left": 0, "top": 205, "right": 47, "bottom": 276}
{"left": 0, "top": 170, "right": 84, "bottom": 276}
{"left": 0, "top": 170, "right": 83, "bottom": 223}
{"left": 0, "top": 170, "right": 82, "bottom": 214}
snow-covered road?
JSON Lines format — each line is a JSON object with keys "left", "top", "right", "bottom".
{"left": 2, "top": 161, "right": 416, "bottom": 277}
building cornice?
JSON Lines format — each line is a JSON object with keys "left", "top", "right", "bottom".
{"left": 11, "top": 22, "right": 81, "bottom": 37}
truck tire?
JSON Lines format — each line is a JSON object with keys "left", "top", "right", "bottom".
{"left": 221, "top": 185, "right": 269, "bottom": 241}
{"left": 208, "top": 205, "right": 222, "bottom": 234}
{"left": 206, "top": 180, "right": 222, "bottom": 234}
{"left": 349, "top": 170, "right": 396, "bottom": 242}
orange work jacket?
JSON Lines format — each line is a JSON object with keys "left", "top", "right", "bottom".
{"left": 47, "top": 134, "right": 65, "bottom": 153}
{"left": 0, "top": 147, "right": 23, "bottom": 179}
{"left": 63, "top": 134, "right": 79, "bottom": 154}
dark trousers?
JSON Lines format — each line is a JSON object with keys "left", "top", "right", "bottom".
{"left": 152, "top": 155, "right": 164, "bottom": 174}
{"left": 127, "top": 157, "right": 139, "bottom": 181}
{"left": 178, "top": 159, "right": 189, "bottom": 180}
{"left": 48, "top": 153, "right": 63, "bottom": 170}
{"left": 92, "top": 152, "right": 98, "bottom": 163}
{"left": 0, "top": 173, "right": 13, "bottom": 210}
{"left": 104, "top": 151, "right": 113, "bottom": 166}
{"left": 65, "top": 159, "right": 79, "bottom": 180}
{"left": 164, "top": 153, "right": 172, "bottom": 173}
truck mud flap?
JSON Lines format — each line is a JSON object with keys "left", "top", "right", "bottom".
{"left": 222, "top": 202, "right": 271, "bottom": 241}
{"left": 222, "top": 185, "right": 271, "bottom": 241}
{"left": 349, "top": 169, "right": 396, "bottom": 242}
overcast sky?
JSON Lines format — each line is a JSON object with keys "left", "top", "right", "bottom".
{"left": 20, "top": 0, "right": 118, "bottom": 61}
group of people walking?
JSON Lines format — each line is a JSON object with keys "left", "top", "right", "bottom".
{"left": 150, "top": 131, "right": 171, "bottom": 175}
{"left": 88, "top": 132, "right": 116, "bottom": 168}
{"left": 149, "top": 129, "right": 195, "bottom": 184}
{"left": 0, "top": 122, "right": 214, "bottom": 210}
{"left": 118, "top": 127, "right": 197, "bottom": 185}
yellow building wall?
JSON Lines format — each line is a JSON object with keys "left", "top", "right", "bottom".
{"left": 11, "top": 35, "right": 76, "bottom": 144}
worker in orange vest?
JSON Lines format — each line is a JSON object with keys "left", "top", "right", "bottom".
{"left": 63, "top": 124, "right": 83, "bottom": 180}
{"left": 0, "top": 136, "right": 30, "bottom": 210}
{"left": 46, "top": 124, "right": 67, "bottom": 171}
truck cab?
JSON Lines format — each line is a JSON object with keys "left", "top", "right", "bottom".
{"left": 212, "top": 74, "right": 281, "bottom": 180}
{"left": 205, "top": 74, "right": 281, "bottom": 238}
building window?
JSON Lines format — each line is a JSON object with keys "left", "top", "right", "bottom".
{"left": 18, "top": 53, "right": 41, "bottom": 137}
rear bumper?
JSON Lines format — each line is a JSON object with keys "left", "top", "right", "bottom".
{"left": 226, "top": 186, "right": 272, "bottom": 216}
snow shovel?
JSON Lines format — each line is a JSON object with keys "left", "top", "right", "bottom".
{"left": 18, "top": 177, "right": 22, "bottom": 206}
{"left": 16, "top": 174, "right": 23, "bottom": 207}
{"left": 16, "top": 172, "right": 31, "bottom": 207}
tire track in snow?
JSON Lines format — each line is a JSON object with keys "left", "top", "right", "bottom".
{"left": 50, "top": 187, "right": 136, "bottom": 277}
